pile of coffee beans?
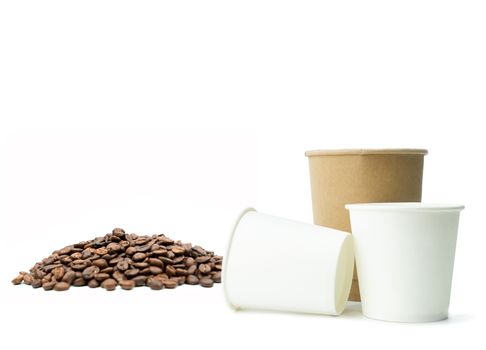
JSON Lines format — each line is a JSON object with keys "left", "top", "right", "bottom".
{"left": 11, "top": 228, "right": 222, "bottom": 291}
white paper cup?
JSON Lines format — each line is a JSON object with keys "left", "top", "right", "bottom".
{"left": 223, "top": 208, "right": 355, "bottom": 316}
{"left": 346, "top": 203, "right": 464, "bottom": 322}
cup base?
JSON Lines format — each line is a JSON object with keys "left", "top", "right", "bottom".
{"left": 363, "top": 311, "right": 448, "bottom": 323}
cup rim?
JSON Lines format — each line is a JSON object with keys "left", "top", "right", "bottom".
{"left": 222, "top": 207, "right": 257, "bottom": 310}
{"left": 305, "top": 148, "right": 428, "bottom": 157}
{"left": 345, "top": 202, "right": 465, "bottom": 211}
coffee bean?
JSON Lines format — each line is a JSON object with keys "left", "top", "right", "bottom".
{"left": 92, "top": 259, "right": 108, "bottom": 269}
{"left": 187, "top": 265, "right": 197, "bottom": 275}
{"left": 211, "top": 271, "right": 222, "bottom": 283}
{"left": 148, "top": 279, "right": 163, "bottom": 290}
{"left": 147, "top": 258, "right": 164, "bottom": 268}
{"left": 62, "top": 271, "right": 76, "bottom": 284}
{"left": 12, "top": 274, "right": 24, "bottom": 285}
{"left": 161, "top": 279, "right": 177, "bottom": 289}
{"left": 199, "top": 277, "right": 214, "bottom": 288}
{"left": 88, "top": 279, "right": 99, "bottom": 288}
{"left": 101, "top": 278, "right": 117, "bottom": 291}
{"left": 42, "top": 280, "right": 57, "bottom": 290}
{"left": 73, "top": 278, "right": 86, "bottom": 286}
{"left": 195, "top": 256, "right": 210, "bottom": 263}
{"left": 107, "top": 242, "right": 122, "bottom": 253}
{"left": 119, "top": 280, "right": 136, "bottom": 290}
{"left": 176, "top": 268, "right": 187, "bottom": 276}
{"left": 23, "top": 274, "right": 33, "bottom": 285}
{"left": 124, "top": 269, "right": 140, "bottom": 278}
{"left": 112, "top": 228, "right": 125, "bottom": 237}
{"left": 166, "top": 265, "right": 176, "bottom": 277}
{"left": 94, "top": 273, "right": 110, "bottom": 282}
{"left": 185, "top": 275, "right": 199, "bottom": 285}
{"left": 112, "top": 271, "right": 126, "bottom": 282}
{"left": 71, "top": 260, "right": 88, "bottom": 270}
{"left": 54, "top": 282, "right": 70, "bottom": 291}
{"left": 131, "top": 275, "right": 147, "bottom": 287}
{"left": 149, "top": 266, "right": 163, "bottom": 275}
{"left": 12, "top": 227, "right": 222, "bottom": 293}
{"left": 171, "top": 246, "right": 185, "bottom": 255}
{"left": 82, "top": 266, "right": 100, "bottom": 280}
{"left": 185, "top": 257, "right": 195, "bottom": 267}
{"left": 198, "top": 264, "right": 211, "bottom": 274}
{"left": 132, "top": 253, "right": 146, "bottom": 261}
{"left": 132, "top": 262, "right": 148, "bottom": 269}
{"left": 32, "top": 279, "right": 42, "bottom": 288}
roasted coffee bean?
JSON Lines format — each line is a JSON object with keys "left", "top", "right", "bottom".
{"left": 161, "top": 279, "right": 177, "bottom": 289}
{"left": 116, "top": 259, "right": 129, "bottom": 272}
{"left": 125, "top": 246, "right": 137, "bottom": 256}
{"left": 71, "top": 260, "right": 88, "bottom": 270}
{"left": 32, "top": 279, "right": 42, "bottom": 288}
{"left": 112, "top": 228, "right": 125, "bottom": 237}
{"left": 166, "top": 265, "right": 176, "bottom": 277}
{"left": 171, "top": 246, "right": 185, "bottom": 255}
{"left": 109, "top": 256, "right": 123, "bottom": 266}
{"left": 186, "top": 275, "right": 199, "bottom": 285}
{"left": 147, "top": 258, "right": 164, "bottom": 268}
{"left": 119, "top": 280, "right": 135, "bottom": 290}
{"left": 92, "top": 259, "right": 108, "bottom": 269}
{"left": 82, "top": 266, "right": 100, "bottom": 280}
{"left": 185, "top": 257, "right": 195, "bottom": 267}
{"left": 148, "top": 266, "right": 163, "bottom": 275}
{"left": 101, "top": 278, "right": 117, "bottom": 291}
{"left": 42, "top": 280, "right": 57, "bottom": 291}
{"left": 12, "top": 274, "right": 24, "bottom": 285}
{"left": 23, "top": 274, "right": 33, "bottom": 285}
{"left": 187, "top": 265, "right": 197, "bottom": 275}
{"left": 195, "top": 256, "right": 210, "bottom": 263}
{"left": 73, "top": 278, "right": 86, "bottom": 286}
{"left": 112, "top": 271, "right": 126, "bottom": 282}
{"left": 160, "top": 257, "right": 174, "bottom": 265}
{"left": 54, "top": 282, "right": 70, "bottom": 291}
{"left": 132, "top": 262, "right": 148, "bottom": 269}
{"left": 100, "top": 267, "right": 114, "bottom": 274}
{"left": 107, "top": 242, "right": 122, "bottom": 253}
{"left": 131, "top": 275, "right": 147, "bottom": 287}
{"left": 198, "top": 264, "right": 211, "bottom": 274}
{"left": 211, "top": 271, "right": 222, "bottom": 283}
{"left": 94, "top": 273, "right": 110, "bottom": 282}
{"left": 199, "top": 277, "right": 214, "bottom": 288}
{"left": 148, "top": 279, "right": 163, "bottom": 290}
{"left": 62, "top": 271, "right": 76, "bottom": 284}
{"left": 88, "top": 279, "right": 100, "bottom": 288}
{"left": 124, "top": 269, "right": 140, "bottom": 278}
{"left": 12, "top": 227, "right": 222, "bottom": 292}
{"left": 176, "top": 268, "right": 187, "bottom": 276}
{"left": 132, "top": 252, "right": 146, "bottom": 261}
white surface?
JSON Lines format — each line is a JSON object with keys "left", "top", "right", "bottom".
{"left": 0, "top": 1, "right": 485, "bottom": 349}
{"left": 347, "top": 204, "right": 463, "bottom": 322}
{"left": 224, "top": 209, "right": 353, "bottom": 315}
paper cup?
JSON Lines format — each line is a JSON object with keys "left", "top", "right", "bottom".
{"left": 346, "top": 203, "right": 464, "bottom": 322}
{"left": 223, "top": 208, "right": 354, "bottom": 316}
{"left": 306, "top": 148, "right": 427, "bottom": 301}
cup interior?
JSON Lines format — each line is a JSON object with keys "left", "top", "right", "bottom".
{"left": 345, "top": 202, "right": 464, "bottom": 211}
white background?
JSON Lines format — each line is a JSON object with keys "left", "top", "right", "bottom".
{"left": 1, "top": 1, "right": 485, "bottom": 349}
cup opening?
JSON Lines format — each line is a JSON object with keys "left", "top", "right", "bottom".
{"left": 334, "top": 234, "right": 354, "bottom": 314}
{"left": 222, "top": 207, "right": 257, "bottom": 310}
{"left": 345, "top": 203, "right": 465, "bottom": 212}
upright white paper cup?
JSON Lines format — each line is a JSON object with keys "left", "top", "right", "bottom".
{"left": 223, "top": 208, "right": 354, "bottom": 316}
{"left": 346, "top": 203, "right": 464, "bottom": 323}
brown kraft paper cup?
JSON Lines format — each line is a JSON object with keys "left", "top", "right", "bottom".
{"left": 305, "top": 149, "right": 427, "bottom": 301}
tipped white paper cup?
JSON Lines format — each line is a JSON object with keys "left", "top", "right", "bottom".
{"left": 223, "top": 208, "right": 354, "bottom": 316}
{"left": 346, "top": 203, "right": 464, "bottom": 323}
